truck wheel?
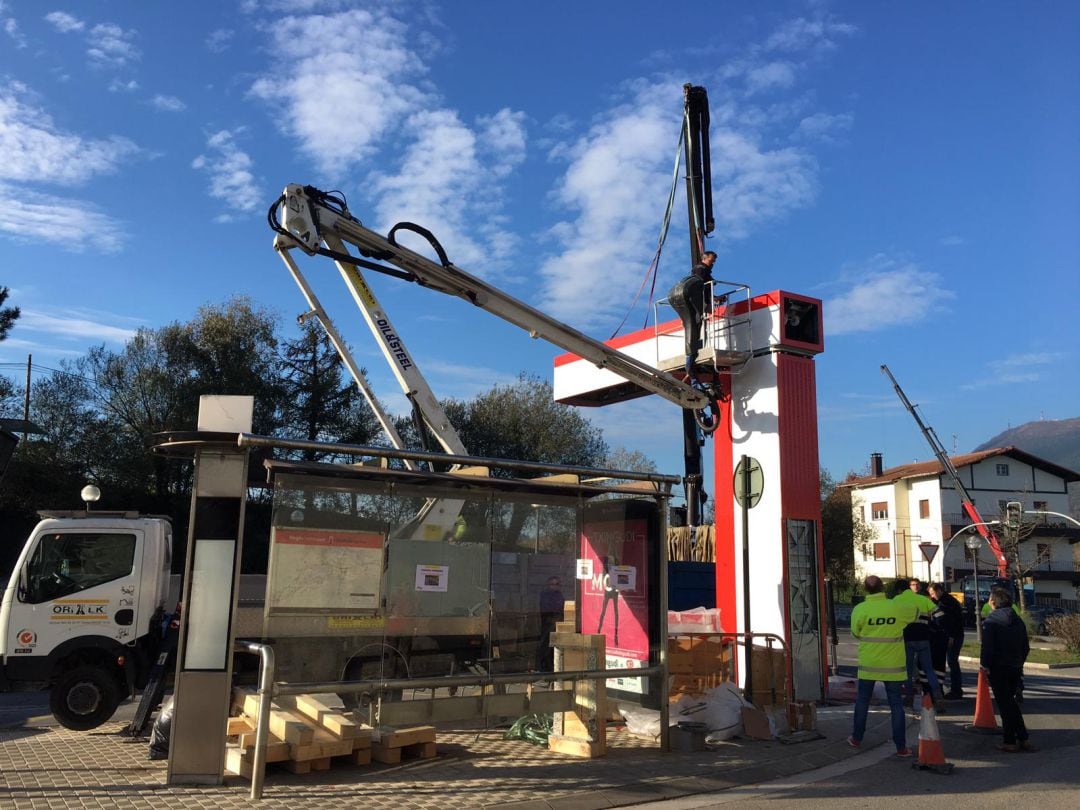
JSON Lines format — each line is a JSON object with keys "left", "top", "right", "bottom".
{"left": 50, "top": 665, "right": 121, "bottom": 731}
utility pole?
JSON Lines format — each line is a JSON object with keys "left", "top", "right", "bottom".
{"left": 23, "top": 353, "right": 31, "bottom": 444}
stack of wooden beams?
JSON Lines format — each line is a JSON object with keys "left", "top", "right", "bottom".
{"left": 226, "top": 689, "right": 388, "bottom": 777}
{"left": 370, "top": 725, "right": 437, "bottom": 764}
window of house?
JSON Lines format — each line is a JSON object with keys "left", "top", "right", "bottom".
{"left": 998, "top": 499, "right": 1009, "bottom": 513}
{"left": 873, "top": 542, "right": 891, "bottom": 560}
{"left": 1036, "top": 544, "right": 1051, "bottom": 565}
{"left": 919, "top": 499, "right": 930, "bottom": 519}
{"left": 871, "top": 501, "right": 888, "bottom": 520}
{"left": 1034, "top": 500, "right": 1047, "bottom": 511}
{"left": 995, "top": 463, "right": 1009, "bottom": 476}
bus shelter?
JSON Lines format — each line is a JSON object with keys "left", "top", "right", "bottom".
{"left": 158, "top": 418, "right": 677, "bottom": 795}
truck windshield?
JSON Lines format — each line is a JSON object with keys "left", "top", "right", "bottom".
{"left": 25, "top": 532, "right": 137, "bottom": 603}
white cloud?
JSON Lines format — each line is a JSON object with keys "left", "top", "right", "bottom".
{"left": 151, "top": 94, "right": 186, "bottom": 112}
{"left": 797, "top": 111, "right": 853, "bottom": 143}
{"left": 109, "top": 78, "right": 139, "bottom": 93}
{"left": 825, "top": 255, "right": 955, "bottom": 335}
{"left": 4, "top": 15, "right": 25, "bottom": 48}
{"left": 87, "top": 22, "right": 140, "bottom": 68}
{"left": 44, "top": 11, "right": 84, "bottom": 33}
{"left": 0, "top": 87, "right": 141, "bottom": 185}
{"left": 538, "top": 80, "right": 818, "bottom": 327}
{"left": 0, "top": 182, "right": 125, "bottom": 252}
{"left": 746, "top": 61, "right": 796, "bottom": 95}
{"left": 250, "top": 5, "right": 526, "bottom": 270}
{"left": 997, "top": 352, "right": 1066, "bottom": 368}
{"left": 765, "top": 17, "right": 857, "bottom": 53}
{"left": 370, "top": 107, "right": 526, "bottom": 269}
{"left": 17, "top": 308, "right": 137, "bottom": 343}
{"left": 249, "top": 8, "right": 429, "bottom": 175}
{"left": 205, "top": 28, "right": 234, "bottom": 53}
{"left": 192, "top": 129, "right": 260, "bottom": 213}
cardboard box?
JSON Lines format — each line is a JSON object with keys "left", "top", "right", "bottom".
{"left": 740, "top": 705, "right": 772, "bottom": 740}
{"left": 787, "top": 700, "right": 816, "bottom": 732}
{"left": 667, "top": 649, "right": 694, "bottom": 674}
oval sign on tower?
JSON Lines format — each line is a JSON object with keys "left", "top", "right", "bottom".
{"left": 733, "top": 456, "right": 764, "bottom": 508}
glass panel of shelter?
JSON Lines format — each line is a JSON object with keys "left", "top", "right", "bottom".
{"left": 262, "top": 469, "right": 665, "bottom": 723}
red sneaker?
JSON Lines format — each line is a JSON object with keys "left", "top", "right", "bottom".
{"left": 895, "top": 748, "right": 913, "bottom": 758}
{"left": 846, "top": 736, "right": 861, "bottom": 749}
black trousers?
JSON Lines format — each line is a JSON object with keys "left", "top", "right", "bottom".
{"left": 988, "top": 666, "right": 1028, "bottom": 744}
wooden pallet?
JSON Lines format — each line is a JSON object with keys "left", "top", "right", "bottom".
{"left": 371, "top": 725, "right": 438, "bottom": 764}
{"left": 225, "top": 690, "right": 435, "bottom": 778}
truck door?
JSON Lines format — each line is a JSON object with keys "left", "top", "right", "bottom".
{"left": 9, "top": 528, "right": 145, "bottom": 660}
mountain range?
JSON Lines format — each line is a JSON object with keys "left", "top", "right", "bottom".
{"left": 974, "top": 417, "right": 1080, "bottom": 515}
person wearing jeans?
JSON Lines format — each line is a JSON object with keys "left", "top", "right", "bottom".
{"left": 894, "top": 579, "right": 942, "bottom": 708}
{"left": 929, "top": 583, "right": 965, "bottom": 698}
{"left": 848, "top": 575, "right": 918, "bottom": 756}
{"left": 852, "top": 679, "right": 906, "bottom": 751}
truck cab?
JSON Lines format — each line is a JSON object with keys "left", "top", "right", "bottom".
{"left": 0, "top": 510, "right": 172, "bottom": 729}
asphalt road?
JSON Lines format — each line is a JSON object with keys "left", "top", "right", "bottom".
{"left": 0, "top": 687, "right": 137, "bottom": 729}
{"left": 640, "top": 630, "right": 1080, "bottom": 809}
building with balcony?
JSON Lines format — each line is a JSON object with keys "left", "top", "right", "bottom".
{"left": 843, "top": 447, "right": 1080, "bottom": 599}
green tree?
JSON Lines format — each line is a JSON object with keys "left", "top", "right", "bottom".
{"left": 0, "top": 286, "right": 20, "bottom": 342}
{"left": 278, "top": 321, "right": 382, "bottom": 461}
{"left": 444, "top": 373, "right": 607, "bottom": 470}
{"left": 604, "top": 446, "right": 658, "bottom": 475}
{"left": 820, "top": 469, "right": 872, "bottom": 594}
{"left": 442, "top": 373, "right": 608, "bottom": 546}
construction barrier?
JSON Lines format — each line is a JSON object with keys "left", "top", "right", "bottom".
{"left": 913, "top": 693, "right": 954, "bottom": 774}
{"left": 966, "top": 669, "right": 1000, "bottom": 734}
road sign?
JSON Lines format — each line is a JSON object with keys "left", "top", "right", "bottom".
{"left": 919, "top": 542, "right": 939, "bottom": 563}
{"left": 733, "top": 456, "right": 763, "bottom": 508}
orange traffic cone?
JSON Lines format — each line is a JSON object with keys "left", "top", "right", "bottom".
{"left": 913, "top": 693, "right": 954, "bottom": 773}
{"left": 966, "top": 668, "right": 1000, "bottom": 734}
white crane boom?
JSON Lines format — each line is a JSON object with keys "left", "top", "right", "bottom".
{"left": 271, "top": 184, "right": 713, "bottom": 412}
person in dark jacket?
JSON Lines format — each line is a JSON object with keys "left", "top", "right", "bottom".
{"left": 929, "top": 583, "right": 965, "bottom": 699}
{"left": 667, "top": 251, "right": 718, "bottom": 373}
{"left": 980, "top": 586, "right": 1034, "bottom": 752}
{"left": 535, "top": 576, "right": 564, "bottom": 672}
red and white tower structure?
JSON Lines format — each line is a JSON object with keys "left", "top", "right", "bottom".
{"left": 554, "top": 289, "right": 827, "bottom": 700}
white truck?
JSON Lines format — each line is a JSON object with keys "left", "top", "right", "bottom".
{"left": 0, "top": 503, "right": 173, "bottom": 729}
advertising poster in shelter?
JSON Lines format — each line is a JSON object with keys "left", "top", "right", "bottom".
{"left": 580, "top": 516, "right": 650, "bottom": 694}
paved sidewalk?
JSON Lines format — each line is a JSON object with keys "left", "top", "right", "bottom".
{"left": 0, "top": 703, "right": 914, "bottom": 809}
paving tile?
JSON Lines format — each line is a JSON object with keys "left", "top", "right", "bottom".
{"left": 0, "top": 707, "right": 898, "bottom": 809}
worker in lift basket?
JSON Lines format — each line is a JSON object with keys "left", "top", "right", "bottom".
{"left": 667, "top": 251, "right": 718, "bottom": 374}
{"left": 847, "top": 575, "right": 918, "bottom": 757}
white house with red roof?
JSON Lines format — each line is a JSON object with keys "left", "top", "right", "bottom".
{"left": 843, "top": 447, "right": 1080, "bottom": 600}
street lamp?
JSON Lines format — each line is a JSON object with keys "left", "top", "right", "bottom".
{"left": 81, "top": 484, "right": 101, "bottom": 513}
{"left": 965, "top": 534, "right": 983, "bottom": 641}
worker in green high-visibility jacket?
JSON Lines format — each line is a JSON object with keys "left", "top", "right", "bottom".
{"left": 847, "top": 575, "right": 919, "bottom": 757}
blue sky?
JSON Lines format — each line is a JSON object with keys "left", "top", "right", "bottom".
{"left": 1, "top": 0, "right": 1078, "bottom": 491}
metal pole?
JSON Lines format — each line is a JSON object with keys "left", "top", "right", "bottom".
{"left": 235, "top": 640, "right": 275, "bottom": 802}
{"left": 825, "top": 578, "right": 839, "bottom": 676}
{"left": 23, "top": 354, "right": 30, "bottom": 444}
{"left": 232, "top": 432, "right": 682, "bottom": 486}
{"left": 971, "top": 554, "right": 981, "bottom": 644}
{"left": 741, "top": 455, "right": 753, "bottom": 700}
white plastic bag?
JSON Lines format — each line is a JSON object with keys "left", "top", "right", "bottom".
{"left": 677, "top": 682, "right": 751, "bottom": 742}
{"left": 620, "top": 703, "right": 662, "bottom": 737}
